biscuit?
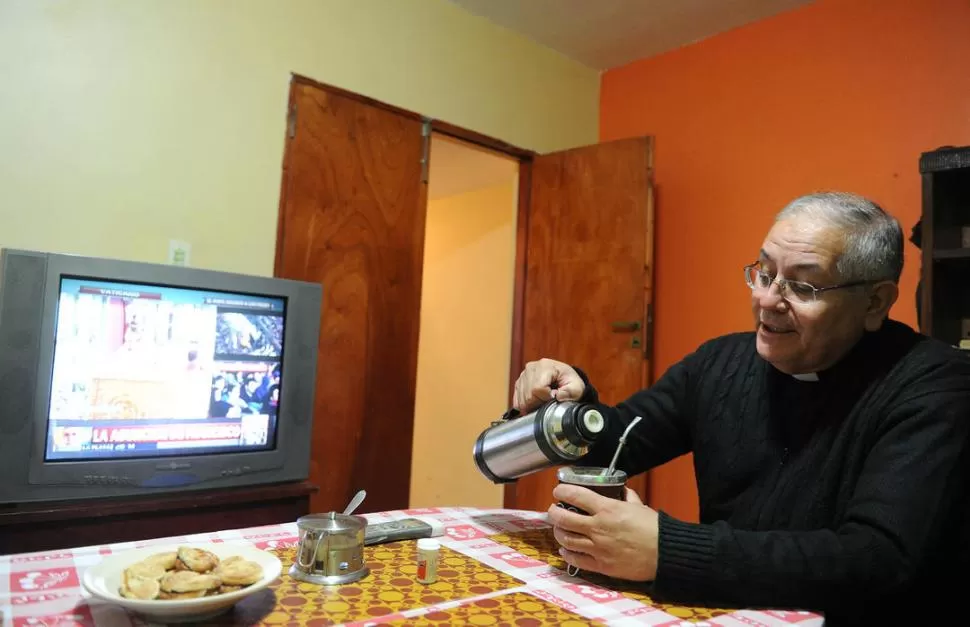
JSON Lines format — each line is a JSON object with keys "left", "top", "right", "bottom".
{"left": 144, "top": 551, "right": 178, "bottom": 571}
{"left": 177, "top": 547, "right": 220, "bottom": 573}
{"left": 123, "top": 561, "right": 167, "bottom": 582}
{"left": 117, "top": 545, "right": 262, "bottom": 601}
{"left": 120, "top": 575, "right": 160, "bottom": 600}
{"left": 160, "top": 570, "right": 221, "bottom": 593}
{"left": 214, "top": 559, "right": 263, "bottom": 586}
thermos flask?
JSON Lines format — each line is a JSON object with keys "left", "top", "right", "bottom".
{"left": 473, "top": 401, "right": 606, "bottom": 483}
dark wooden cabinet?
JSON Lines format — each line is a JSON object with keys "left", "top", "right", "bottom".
{"left": 918, "top": 145, "right": 970, "bottom": 347}
{"left": 0, "top": 481, "right": 316, "bottom": 554}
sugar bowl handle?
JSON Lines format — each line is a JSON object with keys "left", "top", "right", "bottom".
{"left": 297, "top": 529, "right": 323, "bottom": 570}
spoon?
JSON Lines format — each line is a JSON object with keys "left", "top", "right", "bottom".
{"left": 343, "top": 489, "right": 366, "bottom": 515}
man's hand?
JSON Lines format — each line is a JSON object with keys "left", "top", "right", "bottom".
{"left": 512, "top": 359, "right": 585, "bottom": 413}
{"left": 547, "top": 483, "right": 659, "bottom": 581}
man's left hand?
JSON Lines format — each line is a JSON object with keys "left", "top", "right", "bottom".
{"left": 547, "top": 483, "right": 659, "bottom": 581}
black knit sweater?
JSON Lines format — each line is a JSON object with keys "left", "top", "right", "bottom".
{"left": 578, "top": 319, "right": 970, "bottom": 624}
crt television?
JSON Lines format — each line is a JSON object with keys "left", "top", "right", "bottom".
{"left": 0, "top": 248, "right": 322, "bottom": 504}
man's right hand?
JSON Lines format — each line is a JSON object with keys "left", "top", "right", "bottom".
{"left": 512, "top": 358, "right": 586, "bottom": 413}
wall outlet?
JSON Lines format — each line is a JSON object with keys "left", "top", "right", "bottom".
{"left": 962, "top": 227, "right": 970, "bottom": 248}
{"left": 168, "top": 240, "right": 191, "bottom": 266}
{"left": 962, "top": 318, "right": 970, "bottom": 339}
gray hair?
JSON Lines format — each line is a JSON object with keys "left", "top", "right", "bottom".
{"left": 775, "top": 191, "right": 904, "bottom": 283}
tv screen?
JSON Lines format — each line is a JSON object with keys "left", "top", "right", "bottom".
{"left": 46, "top": 277, "right": 287, "bottom": 462}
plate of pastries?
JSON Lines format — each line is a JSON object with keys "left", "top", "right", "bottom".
{"left": 82, "top": 543, "right": 282, "bottom": 622}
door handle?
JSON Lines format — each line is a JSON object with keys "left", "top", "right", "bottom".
{"left": 611, "top": 321, "right": 641, "bottom": 332}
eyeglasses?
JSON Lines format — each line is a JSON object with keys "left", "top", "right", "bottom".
{"left": 743, "top": 263, "right": 872, "bottom": 304}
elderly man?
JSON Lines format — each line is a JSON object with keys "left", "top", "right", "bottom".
{"left": 513, "top": 192, "right": 970, "bottom": 624}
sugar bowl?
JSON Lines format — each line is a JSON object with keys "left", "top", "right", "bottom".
{"left": 289, "top": 512, "right": 369, "bottom": 585}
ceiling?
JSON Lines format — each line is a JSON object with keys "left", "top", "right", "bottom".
{"left": 448, "top": 0, "right": 813, "bottom": 70}
{"left": 428, "top": 134, "right": 518, "bottom": 201}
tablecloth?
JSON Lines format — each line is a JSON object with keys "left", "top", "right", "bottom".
{"left": 0, "top": 506, "right": 824, "bottom": 626}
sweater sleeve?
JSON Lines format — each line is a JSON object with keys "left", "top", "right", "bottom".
{"left": 652, "top": 388, "right": 970, "bottom": 612}
{"left": 575, "top": 346, "right": 703, "bottom": 475}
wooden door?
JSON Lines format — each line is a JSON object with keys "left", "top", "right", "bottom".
{"left": 509, "top": 137, "right": 655, "bottom": 513}
{"left": 275, "top": 77, "right": 428, "bottom": 514}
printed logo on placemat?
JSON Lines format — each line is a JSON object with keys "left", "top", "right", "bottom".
{"left": 11, "top": 591, "right": 76, "bottom": 606}
{"left": 11, "top": 568, "right": 79, "bottom": 593}
{"left": 403, "top": 508, "right": 441, "bottom": 515}
{"left": 564, "top": 583, "right": 622, "bottom": 603}
{"left": 495, "top": 551, "right": 545, "bottom": 569}
{"left": 726, "top": 615, "right": 772, "bottom": 626}
{"left": 10, "top": 554, "right": 72, "bottom": 565}
{"left": 251, "top": 538, "right": 299, "bottom": 551}
{"left": 12, "top": 605, "right": 93, "bottom": 627}
{"left": 444, "top": 525, "right": 488, "bottom": 541}
{"left": 622, "top": 604, "right": 667, "bottom": 617}
{"left": 243, "top": 530, "right": 297, "bottom": 541}
{"left": 764, "top": 610, "right": 817, "bottom": 622}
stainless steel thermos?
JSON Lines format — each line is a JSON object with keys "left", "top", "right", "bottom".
{"left": 473, "top": 401, "right": 606, "bottom": 483}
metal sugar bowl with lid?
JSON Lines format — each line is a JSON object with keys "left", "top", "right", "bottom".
{"left": 289, "top": 512, "right": 369, "bottom": 585}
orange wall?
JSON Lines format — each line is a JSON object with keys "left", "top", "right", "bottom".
{"left": 600, "top": 0, "right": 970, "bottom": 522}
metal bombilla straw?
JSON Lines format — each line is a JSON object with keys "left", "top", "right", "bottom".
{"left": 565, "top": 416, "right": 644, "bottom": 578}
{"left": 603, "top": 416, "right": 643, "bottom": 477}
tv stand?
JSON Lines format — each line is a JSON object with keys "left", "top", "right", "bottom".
{"left": 0, "top": 481, "right": 316, "bottom": 554}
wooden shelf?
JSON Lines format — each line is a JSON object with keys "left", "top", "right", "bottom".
{"left": 933, "top": 248, "right": 970, "bottom": 260}
{"left": 0, "top": 481, "right": 316, "bottom": 554}
{"left": 920, "top": 145, "right": 970, "bottom": 345}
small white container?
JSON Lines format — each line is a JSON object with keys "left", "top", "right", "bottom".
{"left": 416, "top": 538, "right": 440, "bottom": 584}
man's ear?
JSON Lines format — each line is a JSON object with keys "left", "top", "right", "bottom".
{"left": 863, "top": 281, "right": 899, "bottom": 331}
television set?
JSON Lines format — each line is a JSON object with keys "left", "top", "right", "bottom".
{"left": 0, "top": 248, "right": 323, "bottom": 504}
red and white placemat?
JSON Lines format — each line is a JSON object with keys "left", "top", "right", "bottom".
{"left": 0, "top": 507, "right": 823, "bottom": 627}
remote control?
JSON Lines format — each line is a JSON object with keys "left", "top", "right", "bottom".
{"left": 364, "top": 518, "right": 444, "bottom": 546}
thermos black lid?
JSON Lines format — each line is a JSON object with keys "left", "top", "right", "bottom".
{"left": 562, "top": 404, "right": 605, "bottom": 446}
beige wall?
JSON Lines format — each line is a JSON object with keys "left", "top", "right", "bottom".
{"left": 410, "top": 180, "right": 517, "bottom": 508}
{"left": 0, "top": 0, "right": 598, "bottom": 275}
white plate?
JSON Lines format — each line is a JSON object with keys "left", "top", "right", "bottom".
{"left": 82, "top": 543, "right": 283, "bottom": 623}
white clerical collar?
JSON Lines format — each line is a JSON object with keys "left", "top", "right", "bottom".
{"left": 792, "top": 372, "right": 820, "bottom": 382}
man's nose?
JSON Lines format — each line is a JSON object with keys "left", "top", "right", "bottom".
{"left": 756, "top": 282, "right": 787, "bottom": 311}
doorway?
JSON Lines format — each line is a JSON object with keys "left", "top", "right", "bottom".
{"left": 274, "top": 75, "right": 654, "bottom": 515}
{"left": 409, "top": 135, "right": 519, "bottom": 509}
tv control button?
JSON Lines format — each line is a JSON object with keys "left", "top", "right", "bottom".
{"left": 158, "top": 461, "right": 191, "bottom": 471}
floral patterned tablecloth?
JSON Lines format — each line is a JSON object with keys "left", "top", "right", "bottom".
{"left": 0, "top": 507, "right": 823, "bottom": 626}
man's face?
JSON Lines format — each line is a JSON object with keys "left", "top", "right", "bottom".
{"left": 752, "top": 216, "right": 873, "bottom": 374}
